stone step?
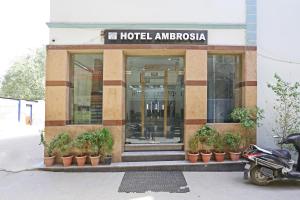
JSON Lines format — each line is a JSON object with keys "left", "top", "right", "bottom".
{"left": 124, "top": 143, "right": 183, "bottom": 152}
{"left": 122, "top": 151, "right": 185, "bottom": 162}
{"left": 38, "top": 160, "right": 247, "bottom": 172}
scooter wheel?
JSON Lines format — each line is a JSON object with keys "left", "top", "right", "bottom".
{"left": 250, "top": 166, "right": 271, "bottom": 186}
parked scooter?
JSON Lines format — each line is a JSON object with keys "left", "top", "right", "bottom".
{"left": 243, "top": 133, "right": 300, "bottom": 185}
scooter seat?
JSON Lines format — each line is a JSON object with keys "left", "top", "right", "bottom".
{"left": 272, "top": 149, "right": 291, "bottom": 160}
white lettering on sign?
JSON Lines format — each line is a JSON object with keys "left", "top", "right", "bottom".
{"left": 190, "top": 33, "right": 195, "bottom": 40}
{"left": 171, "top": 33, "right": 176, "bottom": 40}
{"left": 161, "top": 33, "right": 169, "bottom": 40}
{"left": 199, "top": 33, "right": 206, "bottom": 41}
{"left": 140, "top": 32, "right": 146, "bottom": 40}
{"left": 127, "top": 33, "right": 134, "bottom": 40}
{"left": 106, "top": 30, "right": 207, "bottom": 43}
{"left": 154, "top": 33, "right": 161, "bottom": 40}
{"left": 177, "top": 33, "right": 183, "bottom": 40}
{"left": 108, "top": 32, "right": 117, "bottom": 40}
{"left": 120, "top": 32, "right": 127, "bottom": 40}
{"left": 182, "top": 33, "right": 189, "bottom": 40}
{"left": 147, "top": 33, "right": 153, "bottom": 40}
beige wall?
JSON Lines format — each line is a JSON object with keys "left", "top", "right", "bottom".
{"left": 102, "top": 50, "right": 125, "bottom": 162}
{"left": 45, "top": 50, "right": 70, "bottom": 125}
{"left": 243, "top": 51, "right": 257, "bottom": 108}
{"left": 45, "top": 86, "right": 69, "bottom": 121}
{"left": 46, "top": 50, "right": 69, "bottom": 81}
{"left": 184, "top": 50, "right": 207, "bottom": 152}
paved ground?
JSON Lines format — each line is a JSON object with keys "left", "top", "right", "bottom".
{"left": 0, "top": 125, "right": 43, "bottom": 171}
{"left": 0, "top": 126, "right": 299, "bottom": 200}
{"left": 0, "top": 171, "right": 299, "bottom": 200}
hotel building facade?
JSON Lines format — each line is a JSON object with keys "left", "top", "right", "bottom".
{"left": 45, "top": 0, "right": 257, "bottom": 162}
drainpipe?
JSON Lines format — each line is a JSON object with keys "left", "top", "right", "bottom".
{"left": 18, "top": 100, "right": 21, "bottom": 122}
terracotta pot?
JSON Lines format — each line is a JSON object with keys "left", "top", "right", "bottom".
{"left": 89, "top": 155, "right": 100, "bottom": 166}
{"left": 200, "top": 152, "right": 212, "bottom": 163}
{"left": 188, "top": 152, "right": 199, "bottom": 163}
{"left": 76, "top": 155, "right": 87, "bottom": 166}
{"left": 229, "top": 152, "right": 241, "bottom": 161}
{"left": 44, "top": 155, "right": 55, "bottom": 167}
{"left": 214, "top": 152, "right": 226, "bottom": 162}
{"left": 62, "top": 155, "right": 73, "bottom": 167}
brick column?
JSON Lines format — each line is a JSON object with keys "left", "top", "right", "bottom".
{"left": 184, "top": 50, "right": 207, "bottom": 153}
{"left": 103, "top": 50, "right": 125, "bottom": 162}
{"left": 45, "top": 50, "right": 70, "bottom": 140}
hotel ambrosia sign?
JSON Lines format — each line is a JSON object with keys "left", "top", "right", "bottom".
{"left": 104, "top": 29, "right": 208, "bottom": 45}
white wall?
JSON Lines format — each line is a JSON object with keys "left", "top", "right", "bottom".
{"left": 49, "top": 0, "right": 247, "bottom": 45}
{"left": 0, "top": 98, "right": 19, "bottom": 125}
{"left": 0, "top": 98, "right": 45, "bottom": 128}
{"left": 50, "top": 0, "right": 246, "bottom": 24}
{"left": 257, "top": 0, "right": 300, "bottom": 148}
{"left": 49, "top": 28, "right": 246, "bottom": 45}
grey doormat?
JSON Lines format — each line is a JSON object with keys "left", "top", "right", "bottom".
{"left": 118, "top": 171, "right": 190, "bottom": 193}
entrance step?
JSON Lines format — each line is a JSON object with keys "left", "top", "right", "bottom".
{"left": 38, "top": 160, "right": 247, "bottom": 172}
{"left": 124, "top": 143, "right": 183, "bottom": 152}
{"left": 122, "top": 151, "right": 185, "bottom": 162}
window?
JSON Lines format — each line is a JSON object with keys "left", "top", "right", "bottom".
{"left": 69, "top": 54, "right": 103, "bottom": 124}
{"left": 207, "top": 55, "right": 241, "bottom": 123}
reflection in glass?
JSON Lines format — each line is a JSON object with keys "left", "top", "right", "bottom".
{"left": 207, "top": 55, "right": 242, "bottom": 123}
{"left": 69, "top": 54, "right": 103, "bottom": 124}
{"left": 126, "top": 57, "right": 184, "bottom": 144}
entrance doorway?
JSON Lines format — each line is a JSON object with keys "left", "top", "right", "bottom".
{"left": 126, "top": 56, "right": 184, "bottom": 144}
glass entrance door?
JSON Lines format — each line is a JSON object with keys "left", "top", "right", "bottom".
{"left": 126, "top": 57, "right": 184, "bottom": 144}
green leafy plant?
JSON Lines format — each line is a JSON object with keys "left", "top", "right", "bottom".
{"left": 93, "top": 129, "right": 104, "bottom": 155}
{"left": 98, "top": 128, "right": 114, "bottom": 157}
{"left": 73, "top": 132, "right": 94, "bottom": 156}
{"left": 89, "top": 145, "right": 99, "bottom": 157}
{"left": 188, "top": 135, "right": 199, "bottom": 154}
{"left": 268, "top": 74, "right": 300, "bottom": 150}
{"left": 39, "top": 130, "right": 56, "bottom": 157}
{"left": 231, "top": 107, "right": 264, "bottom": 147}
{"left": 231, "top": 107, "right": 264, "bottom": 129}
{"left": 0, "top": 47, "right": 45, "bottom": 100}
{"left": 88, "top": 131, "right": 99, "bottom": 157}
{"left": 224, "top": 132, "right": 242, "bottom": 152}
{"left": 212, "top": 133, "right": 225, "bottom": 153}
{"left": 52, "top": 132, "right": 73, "bottom": 157}
{"left": 196, "top": 125, "right": 217, "bottom": 153}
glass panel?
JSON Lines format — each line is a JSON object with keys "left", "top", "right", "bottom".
{"left": 126, "top": 56, "right": 184, "bottom": 144}
{"left": 207, "top": 55, "right": 241, "bottom": 123}
{"left": 70, "top": 54, "right": 103, "bottom": 124}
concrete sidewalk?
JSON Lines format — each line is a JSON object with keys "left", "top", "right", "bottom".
{"left": 0, "top": 125, "right": 43, "bottom": 171}
{"left": 0, "top": 171, "right": 299, "bottom": 200}
{"left": 0, "top": 126, "right": 299, "bottom": 200}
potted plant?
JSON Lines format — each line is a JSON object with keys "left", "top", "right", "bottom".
{"left": 187, "top": 135, "right": 199, "bottom": 163}
{"left": 74, "top": 132, "right": 93, "bottom": 166}
{"left": 212, "top": 133, "right": 226, "bottom": 162}
{"left": 89, "top": 130, "right": 101, "bottom": 166}
{"left": 53, "top": 132, "right": 73, "bottom": 167}
{"left": 39, "top": 131, "right": 56, "bottom": 167}
{"left": 98, "top": 128, "right": 114, "bottom": 165}
{"left": 224, "top": 132, "right": 242, "bottom": 161}
{"left": 89, "top": 144, "right": 100, "bottom": 166}
{"left": 197, "top": 125, "right": 216, "bottom": 163}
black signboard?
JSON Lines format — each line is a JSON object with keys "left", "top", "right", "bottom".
{"left": 104, "top": 29, "right": 208, "bottom": 45}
